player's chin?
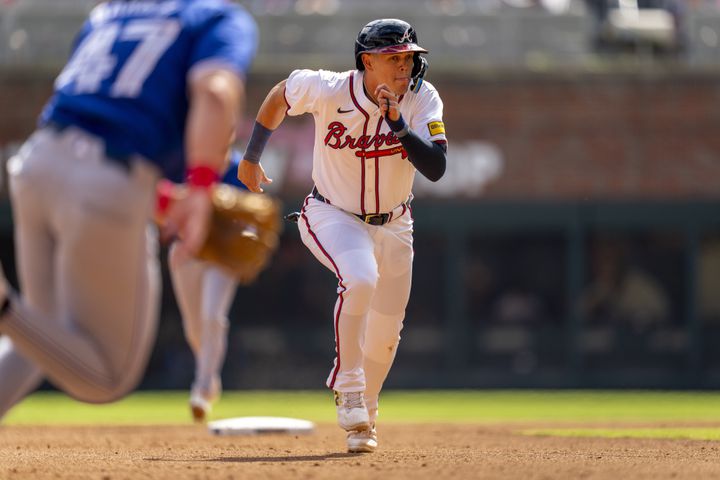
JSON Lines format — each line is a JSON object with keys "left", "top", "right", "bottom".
{"left": 393, "top": 78, "right": 410, "bottom": 93}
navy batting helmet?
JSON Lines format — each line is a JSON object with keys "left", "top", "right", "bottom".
{"left": 355, "top": 19, "right": 429, "bottom": 92}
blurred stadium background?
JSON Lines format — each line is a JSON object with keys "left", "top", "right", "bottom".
{"left": 1, "top": 0, "right": 720, "bottom": 393}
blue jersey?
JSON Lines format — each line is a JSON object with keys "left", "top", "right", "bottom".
{"left": 40, "top": 0, "right": 257, "bottom": 177}
{"left": 221, "top": 151, "right": 247, "bottom": 190}
{"left": 165, "top": 148, "right": 246, "bottom": 189}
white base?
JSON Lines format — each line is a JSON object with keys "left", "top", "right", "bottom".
{"left": 208, "top": 416, "right": 315, "bottom": 436}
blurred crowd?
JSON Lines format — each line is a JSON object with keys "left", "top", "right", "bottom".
{"left": 2, "top": 0, "right": 720, "bottom": 62}
{"left": 1, "top": 0, "right": 717, "bottom": 14}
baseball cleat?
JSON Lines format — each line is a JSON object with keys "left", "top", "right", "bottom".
{"left": 189, "top": 393, "right": 212, "bottom": 423}
{"left": 334, "top": 391, "right": 370, "bottom": 431}
{"left": 347, "top": 424, "right": 378, "bottom": 453}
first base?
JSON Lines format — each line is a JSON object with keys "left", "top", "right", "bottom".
{"left": 208, "top": 416, "right": 315, "bottom": 436}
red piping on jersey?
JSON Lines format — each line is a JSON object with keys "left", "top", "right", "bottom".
{"left": 373, "top": 117, "right": 383, "bottom": 214}
{"left": 349, "top": 72, "right": 370, "bottom": 216}
{"left": 300, "top": 196, "right": 345, "bottom": 389}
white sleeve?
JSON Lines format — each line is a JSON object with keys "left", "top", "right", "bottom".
{"left": 284, "top": 69, "right": 324, "bottom": 117}
{"left": 409, "top": 87, "right": 447, "bottom": 143}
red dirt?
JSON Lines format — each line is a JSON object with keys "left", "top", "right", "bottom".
{"left": 2, "top": 423, "right": 720, "bottom": 479}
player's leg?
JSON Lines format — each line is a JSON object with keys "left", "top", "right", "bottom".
{"left": 169, "top": 245, "right": 220, "bottom": 420}
{"left": 297, "top": 198, "right": 377, "bottom": 431}
{"left": 347, "top": 214, "right": 413, "bottom": 453}
{"left": 0, "top": 131, "right": 161, "bottom": 402}
{"left": 0, "top": 154, "right": 58, "bottom": 418}
{"left": 362, "top": 212, "right": 414, "bottom": 429}
{"left": 0, "top": 337, "right": 43, "bottom": 419}
{"left": 168, "top": 244, "right": 205, "bottom": 356}
{"left": 198, "top": 266, "right": 236, "bottom": 397}
{"left": 192, "top": 265, "right": 236, "bottom": 410}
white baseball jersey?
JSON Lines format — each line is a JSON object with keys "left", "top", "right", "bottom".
{"left": 284, "top": 69, "right": 446, "bottom": 216}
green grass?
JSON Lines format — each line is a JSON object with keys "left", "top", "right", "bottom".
{"left": 524, "top": 428, "right": 720, "bottom": 441}
{"left": 5, "top": 390, "right": 720, "bottom": 443}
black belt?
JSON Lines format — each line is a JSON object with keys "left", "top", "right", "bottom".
{"left": 311, "top": 187, "right": 398, "bottom": 226}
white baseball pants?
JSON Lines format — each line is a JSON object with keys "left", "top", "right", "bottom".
{"left": 297, "top": 196, "right": 413, "bottom": 420}
{"left": 168, "top": 244, "right": 237, "bottom": 401}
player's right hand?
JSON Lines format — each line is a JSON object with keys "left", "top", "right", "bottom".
{"left": 375, "top": 84, "right": 400, "bottom": 122}
{"left": 237, "top": 158, "right": 272, "bottom": 193}
{"left": 162, "top": 187, "right": 214, "bottom": 260}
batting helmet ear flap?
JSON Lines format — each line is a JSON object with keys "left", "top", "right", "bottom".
{"left": 355, "top": 41, "right": 366, "bottom": 70}
{"left": 410, "top": 55, "right": 428, "bottom": 93}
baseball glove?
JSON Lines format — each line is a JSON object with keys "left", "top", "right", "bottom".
{"left": 157, "top": 180, "right": 283, "bottom": 284}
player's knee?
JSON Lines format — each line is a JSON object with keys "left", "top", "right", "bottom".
{"left": 347, "top": 270, "right": 377, "bottom": 296}
{"left": 342, "top": 269, "right": 378, "bottom": 313}
{"left": 203, "top": 313, "right": 230, "bottom": 332}
{"left": 103, "top": 370, "right": 144, "bottom": 403}
{"left": 72, "top": 357, "right": 150, "bottom": 404}
{"left": 69, "top": 377, "right": 136, "bottom": 404}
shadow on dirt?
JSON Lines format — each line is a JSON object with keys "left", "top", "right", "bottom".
{"left": 145, "top": 452, "right": 359, "bottom": 463}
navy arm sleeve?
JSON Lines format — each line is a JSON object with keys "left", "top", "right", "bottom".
{"left": 386, "top": 115, "right": 446, "bottom": 182}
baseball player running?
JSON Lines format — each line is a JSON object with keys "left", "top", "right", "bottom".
{"left": 168, "top": 152, "right": 247, "bottom": 422}
{"left": 0, "top": 0, "right": 256, "bottom": 419}
{"left": 238, "top": 19, "right": 447, "bottom": 452}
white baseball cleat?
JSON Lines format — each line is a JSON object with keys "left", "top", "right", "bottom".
{"left": 347, "top": 424, "right": 378, "bottom": 453}
{"left": 334, "top": 391, "right": 370, "bottom": 431}
{"left": 189, "top": 376, "right": 221, "bottom": 423}
{"left": 189, "top": 393, "right": 212, "bottom": 423}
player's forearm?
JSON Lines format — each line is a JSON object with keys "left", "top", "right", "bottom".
{"left": 404, "top": 137, "right": 447, "bottom": 182}
{"left": 386, "top": 115, "right": 446, "bottom": 182}
{"left": 255, "top": 80, "right": 288, "bottom": 131}
{"left": 243, "top": 80, "right": 288, "bottom": 164}
{"left": 186, "top": 70, "right": 244, "bottom": 171}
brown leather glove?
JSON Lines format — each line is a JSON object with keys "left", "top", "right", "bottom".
{"left": 157, "top": 181, "right": 283, "bottom": 284}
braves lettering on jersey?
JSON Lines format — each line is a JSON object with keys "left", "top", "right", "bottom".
{"left": 41, "top": 0, "right": 257, "bottom": 177}
{"left": 284, "top": 69, "right": 446, "bottom": 216}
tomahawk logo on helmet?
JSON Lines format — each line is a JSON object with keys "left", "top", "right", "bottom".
{"left": 354, "top": 18, "right": 430, "bottom": 93}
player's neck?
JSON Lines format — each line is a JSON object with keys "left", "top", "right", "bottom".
{"left": 362, "top": 74, "right": 379, "bottom": 106}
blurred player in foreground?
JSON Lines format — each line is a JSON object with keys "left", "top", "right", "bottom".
{"left": 238, "top": 18, "right": 447, "bottom": 452}
{"left": 0, "top": 0, "right": 256, "bottom": 419}
{"left": 167, "top": 152, "right": 247, "bottom": 422}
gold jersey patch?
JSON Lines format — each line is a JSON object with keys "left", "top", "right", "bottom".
{"left": 427, "top": 121, "right": 445, "bottom": 136}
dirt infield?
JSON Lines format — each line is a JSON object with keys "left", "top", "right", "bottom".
{"left": 2, "top": 424, "right": 720, "bottom": 479}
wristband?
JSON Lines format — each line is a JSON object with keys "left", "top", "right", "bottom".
{"left": 186, "top": 165, "right": 219, "bottom": 189}
{"left": 385, "top": 114, "right": 409, "bottom": 138}
{"left": 244, "top": 121, "right": 274, "bottom": 164}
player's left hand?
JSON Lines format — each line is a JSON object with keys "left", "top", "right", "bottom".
{"left": 376, "top": 84, "right": 400, "bottom": 122}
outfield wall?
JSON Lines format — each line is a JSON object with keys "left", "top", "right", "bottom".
{"left": 2, "top": 5, "right": 720, "bottom": 389}
{"left": 2, "top": 68, "right": 720, "bottom": 389}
